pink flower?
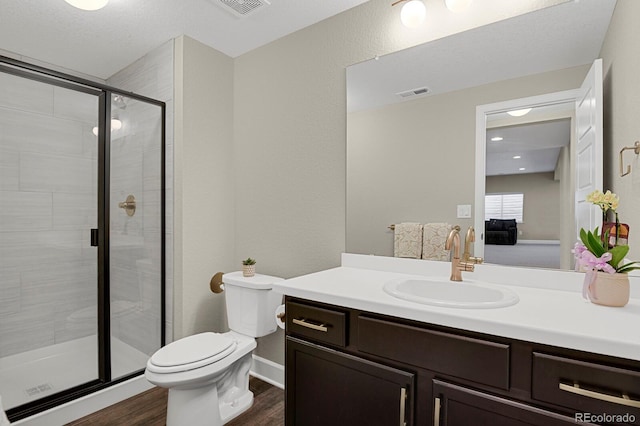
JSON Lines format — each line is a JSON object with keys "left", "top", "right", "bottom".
{"left": 577, "top": 250, "right": 616, "bottom": 274}
{"left": 572, "top": 242, "right": 587, "bottom": 259}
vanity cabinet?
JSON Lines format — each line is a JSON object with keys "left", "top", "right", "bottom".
{"left": 285, "top": 296, "right": 640, "bottom": 425}
{"left": 286, "top": 337, "right": 414, "bottom": 426}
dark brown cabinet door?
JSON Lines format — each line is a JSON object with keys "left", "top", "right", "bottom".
{"left": 433, "top": 380, "right": 589, "bottom": 426}
{"left": 286, "top": 337, "right": 415, "bottom": 426}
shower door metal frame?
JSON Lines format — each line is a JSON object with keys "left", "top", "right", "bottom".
{"left": 0, "top": 55, "right": 166, "bottom": 422}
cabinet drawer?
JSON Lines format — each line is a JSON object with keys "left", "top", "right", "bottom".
{"left": 532, "top": 352, "right": 640, "bottom": 424}
{"left": 286, "top": 301, "right": 346, "bottom": 347}
{"left": 433, "top": 379, "right": 581, "bottom": 425}
{"left": 358, "top": 315, "right": 510, "bottom": 390}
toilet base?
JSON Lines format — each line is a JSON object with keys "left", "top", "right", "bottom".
{"left": 164, "top": 350, "right": 255, "bottom": 426}
{"left": 166, "top": 387, "right": 253, "bottom": 426}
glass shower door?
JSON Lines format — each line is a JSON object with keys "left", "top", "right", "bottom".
{"left": 109, "top": 93, "right": 163, "bottom": 378}
{"left": 0, "top": 71, "right": 100, "bottom": 409}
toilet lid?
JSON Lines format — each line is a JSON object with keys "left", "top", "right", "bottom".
{"left": 150, "top": 332, "right": 235, "bottom": 368}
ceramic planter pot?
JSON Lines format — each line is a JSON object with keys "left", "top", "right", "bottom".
{"left": 242, "top": 264, "right": 255, "bottom": 277}
{"left": 586, "top": 271, "right": 630, "bottom": 307}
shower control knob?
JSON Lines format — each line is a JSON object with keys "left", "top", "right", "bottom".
{"left": 118, "top": 194, "right": 136, "bottom": 216}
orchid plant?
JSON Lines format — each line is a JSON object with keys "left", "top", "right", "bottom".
{"left": 586, "top": 189, "right": 619, "bottom": 215}
{"left": 574, "top": 228, "right": 640, "bottom": 274}
{"left": 586, "top": 189, "right": 623, "bottom": 246}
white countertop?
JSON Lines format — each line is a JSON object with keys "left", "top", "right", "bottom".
{"left": 272, "top": 254, "right": 640, "bottom": 362}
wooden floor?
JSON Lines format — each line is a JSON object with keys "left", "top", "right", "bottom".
{"left": 67, "top": 377, "right": 284, "bottom": 426}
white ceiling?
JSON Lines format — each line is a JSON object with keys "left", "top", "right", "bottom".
{"left": 346, "top": 0, "right": 616, "bottom": 113}
{"left": 0, "top": 0, "right": 369, "bottom": 80}
{"left": 486, "top": 118, "right": 571, "bottom": 176}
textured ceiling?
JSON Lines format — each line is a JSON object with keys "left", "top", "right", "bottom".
{"left": 347, "top": 0, "right": 616, "bottom": 112}
{"left": 0, "top": 0, "right": 369, "bottom": 79}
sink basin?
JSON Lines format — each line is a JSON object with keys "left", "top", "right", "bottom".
{"left": 383, "top": 277, "right": 519, "bottom": 309}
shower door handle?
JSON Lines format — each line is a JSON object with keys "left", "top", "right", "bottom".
{"left": 91, "top": 228, "right": 99, "bottom": 247}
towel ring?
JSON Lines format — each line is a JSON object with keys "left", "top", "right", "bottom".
{"left": 619, "top": 141, "right": 640, "bottom": 177}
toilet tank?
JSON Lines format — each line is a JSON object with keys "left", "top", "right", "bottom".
{"left": 223, "top": 271, "right": 284, "bottom": 338}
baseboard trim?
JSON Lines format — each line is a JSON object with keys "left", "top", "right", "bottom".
{"left": 13, "top": 376, "right": 153, "bottom": 426}
{"left": 250, "top": 355, "right": 284, "bottom": 390}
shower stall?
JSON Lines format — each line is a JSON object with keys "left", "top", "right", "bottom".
{"left": 0, "top": 57, "right": 165, "bottom": 421}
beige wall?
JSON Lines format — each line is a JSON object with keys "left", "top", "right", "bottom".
{"left": 231, "top": 0, "right": 573, "bottom": 365}
{"left": 173, "top": 36, "right": 235, "bottom": 339}
{"left": 346, "top": 66, "right": 587, "bottom": 256}
{"left": 601, "top": 0, "right": 640, "bottom": 261}
{"left": 486, "top": 172, "right": 560, "bottom": 241}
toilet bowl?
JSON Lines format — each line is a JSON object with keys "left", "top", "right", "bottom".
{"left": 144, "top": 271, "right": 283, "bottom": 426}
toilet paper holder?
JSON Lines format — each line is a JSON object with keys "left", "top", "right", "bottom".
{"left": 210, "top": 272, "right": 225, "bottom": 294}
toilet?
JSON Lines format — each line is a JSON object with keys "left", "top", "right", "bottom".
{"left": 144, "top": 271, "right": 283, "bottom": 426}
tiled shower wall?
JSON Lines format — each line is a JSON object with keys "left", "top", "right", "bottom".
{"left": 108, "top": 94, "right": 164, "bottom": 364}
{"left": 0, "top": 72, "right": 99, "bottom": 357}
{"left": 107, "top": 40, "right": 174, "bottom": 352}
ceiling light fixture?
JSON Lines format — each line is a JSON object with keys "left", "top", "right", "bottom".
{"left": 507, "top": 108, "right": 532, "bottom": 117}
{"left": 64, "top": 0, "right": 108, "bottom": 11}
{"left": 513, "top": 155, "right": 521, "bottom": 159}
{"left": 491, "top": 136, "right": 503, "bottom": 141}
{"left": 519, "top": 167, "right": 526, "bottom": 171}
{"left": 445, "top": 0, "right": 472, "bottom": 13}
{"left": 392, "top": 0, "right": 426, "bottom": 28}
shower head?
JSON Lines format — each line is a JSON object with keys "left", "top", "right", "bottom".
{"left": 112, "top": 95, "right": 127, "bottom": 109}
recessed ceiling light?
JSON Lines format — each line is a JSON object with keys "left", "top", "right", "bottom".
{"left": 513, "top": 155, "right": 521, "bottom": 159}
{"left": 491, "top": 136, "right": 503, "bottom": 141}
{"left": 507, "top": 108, "right": 532, "bottom": 117}
{"left": 519, "top": 167, "right": 526, "bottom": 171}
{"left": 64, "top": 0, "right": 108, "bottom": 11}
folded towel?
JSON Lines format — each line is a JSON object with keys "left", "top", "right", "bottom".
{"left": 422, "top": 223, "right": 452, "bottom": 261}
{"left": 0, "top": 396, "right": 10, "bottom": 426}
{"left": 394, "top": 223, "right": 423, "bottom": 258}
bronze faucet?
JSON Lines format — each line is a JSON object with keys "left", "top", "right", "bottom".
{"left": 462, "top": 226, "right": 484, "bottom": 266}
{"left": 445, "top": 226, "right": 483, "bottom": 282}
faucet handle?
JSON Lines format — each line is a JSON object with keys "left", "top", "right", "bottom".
{"left": 459, "top": 261, "right": 475, "bottom": 272}
{"left": 467, "top": 256, "right": 483, "bottom": 265}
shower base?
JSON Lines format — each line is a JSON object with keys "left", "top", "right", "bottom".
{"left": 0, "top": 335, "right": 149, "bottom": 411}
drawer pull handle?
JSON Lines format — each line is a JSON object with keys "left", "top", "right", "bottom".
{"left": 433, "top": 397, "right": 441, "bottom": 426}
{"left": 399, "top": 387, "right": 407, "bottom": 426}
{"left": 292, "top": 318, "right": 328, "bottom": 332}
{"left": 559, "top": 382, "right": 640, "bottom": 408}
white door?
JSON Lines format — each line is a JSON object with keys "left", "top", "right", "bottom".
{"left": 574, "top": 59, "right": 603, "bottom": 238}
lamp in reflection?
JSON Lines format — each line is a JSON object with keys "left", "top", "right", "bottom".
{"left": 507, "top": 108, "right": 532, "bottom": 117}
{"left": 393, "top": 0, "right": 472, "bottom": 28}
{"left": 64, "top": 0, "right": 108, "bottom": 11}
{"left": 92, "top": 119, "right": 122, "bottom": 136}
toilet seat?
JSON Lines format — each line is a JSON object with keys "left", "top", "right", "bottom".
{"left": 147, "top": 332, "right": 237, "bottom": 374}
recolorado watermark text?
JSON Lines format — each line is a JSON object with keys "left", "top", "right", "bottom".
{"left": 575, "top": 412, "right": 636, "bottom": 423}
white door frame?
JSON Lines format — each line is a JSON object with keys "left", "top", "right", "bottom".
{"left": 474, "top": 89, "right": 582, "bottom": 259}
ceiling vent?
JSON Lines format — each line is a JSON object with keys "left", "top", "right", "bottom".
{"left": 214, "top": 0, "right": 270, "bottom": 18}
{"left": 396, "top": 87, "right": 430, "bottom": 99}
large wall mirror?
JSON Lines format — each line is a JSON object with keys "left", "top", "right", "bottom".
{"left": 346, "top": 0, "right": 624, "bottom": 270}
